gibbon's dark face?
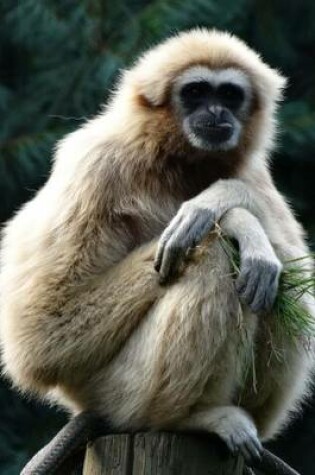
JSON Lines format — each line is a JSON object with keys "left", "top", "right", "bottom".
{"left": 172, "top": 66, "right": 252, "bottom": 152}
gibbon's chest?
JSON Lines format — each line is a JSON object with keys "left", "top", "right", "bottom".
{"left": 164, "top": 152, "right": 242, "bottom": 201}
{"left": 113, "top": 150, "right": 242, "bottom": 247}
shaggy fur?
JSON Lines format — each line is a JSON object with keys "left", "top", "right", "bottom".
{"left": 0, "top": 29, "right": 314, "bottom": 446}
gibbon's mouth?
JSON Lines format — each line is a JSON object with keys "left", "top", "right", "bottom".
{"left": 194, "top": 123, "right": 234, "bottom": 144}
{"left": 190, "top": 124, "right": 237, "bottom": 152}
{"left": 183, "top": 115, "right": 240, "bottom": 152}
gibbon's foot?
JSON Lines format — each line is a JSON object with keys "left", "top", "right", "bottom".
{"left": 220, "top": 417, "right": 263, "bottom": 462}
{"left": 180, "top": 406, "right": 262, "bottom": 463}
{"left": 235, "top": 257, "right": 282, "bottom": 314}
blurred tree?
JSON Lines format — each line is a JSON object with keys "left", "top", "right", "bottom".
{"left": 0, "top": 0, "right": 314, "bottom": 473}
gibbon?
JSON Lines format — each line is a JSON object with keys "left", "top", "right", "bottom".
{"left": 0, "top": 29, "right": 314, "bottom": 460}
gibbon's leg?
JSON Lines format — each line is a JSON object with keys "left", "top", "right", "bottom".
{"left": 241, "top": 304, "right": 314, "bottom": 441}
{"left": 74, "top": 235, "right": 242, "bottom": 427}
{"left": 1, "top": 207, "right": 280, "bottom": 402}
{"left": 124, "top": 238, "right": 242, "bottom": 428}
{"left": 223, "top": 209, "right": 314, "bottom": 440}
{"left": 0, "top": 240, "right": 162, "bottom": 392}
{"left": 177, "top": 406, "right": 262, "bottom": 461}
{"left": 85, "top": 208, "right": 281, "bottom": 430}
{"left": 131, "top": 208, "right": 280, "bottom": 430}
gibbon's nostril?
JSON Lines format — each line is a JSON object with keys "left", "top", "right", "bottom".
{"left": 206, "top": 116, "right": 216, "bottom": 128}
{"left": 207, "top": 106, "right": 230, "bottom": 128}
{"left": 208, "top": 105, "right": 220, "bottom": 115}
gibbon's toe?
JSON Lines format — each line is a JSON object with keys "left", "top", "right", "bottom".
{"left": 208, "top": 406, "right": 262, "bottom": 463}
{"left": 224, "top": 426, "right": 262, "bottom": 462}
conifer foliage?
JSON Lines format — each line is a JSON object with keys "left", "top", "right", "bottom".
{"left": 0, "top": 1, "right": 315, "bottom": 473}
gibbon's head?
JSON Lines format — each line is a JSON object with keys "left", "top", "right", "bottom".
{"left": 120, "top": 29, "right": 286, "bottom": 162}
{"left": 171, "top": 66, "right": 252, "bottom": 152}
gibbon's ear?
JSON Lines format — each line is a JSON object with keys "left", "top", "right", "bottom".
{"left": 138, "top": 81, "right": 168, "bottom": 107}
{"left": 252, "top": 62, "right": 287, "bottom": 106}
{"left": 125, "top": 42, "right": 187, "bottom": 107}
{"left": 129, "top": 68, "right": 175, "bottom": 107}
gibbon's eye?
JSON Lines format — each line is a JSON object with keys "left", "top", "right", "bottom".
{"left": 218, "top": 83, "right": 245, "bottom": 108}
{"left": 180, "top": 81, "right": 212, "bottom": 102}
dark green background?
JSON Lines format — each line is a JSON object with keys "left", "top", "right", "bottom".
{"left": 0, "top": 1, "right": 314, "bottom": 473}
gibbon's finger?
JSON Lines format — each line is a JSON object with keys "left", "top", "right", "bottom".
{"left": 154, "top": 213, "right": 185, "bottom": 272}
{"left": 158, "top": 247, "right": 182, "bottom": 284}
{"left": 158, "top": 214, "right": 200, "bottom": 282}
{"left": 263, "top": 265, "right": 281, "bottom": 311}
{"left": 240, "top": 445, "right": 255, "bottom": 463}
{"left": 158, "top": 239, "right": 183, "bottom": 284}
{"left": 159, "top": 211, "right": 211, "bottom": 280}
{"left": 154, "top": 238, "right": 169, "bottom": 273}
{"left": 263, "top": 273, "right": 280, "bottom": 311}
{"left": 158, "top": 212, "right": 215, "bottom": 283}
{"left": 187, "top": 209, "right": 216, "bottom": 245}
{"left": 243, "top": 437, "right": 263, "bottom": 462}
{"left": 239, "top": 439, "right": 261, "bottom": 463}
{"left": 237, "top": 259, "right": 275, "bottom": 311}
{"left": 248, "top": 262, "right": 280, "bottom": 313}
{"left": 155, "top": 207, "right": 215, "bottom": 275}
{"left": 240, "top": 270, "right": 259, "bottom": 306}
{"left": 251, "top": 271, "right": 279, "bottom": 314}
{"left": 245, "top": 266, "right": 270, "bottom": 312}
{"left": 224, "top": 434, "right": 237, "bottom": 455}
{"left": 227, "top": 428, "right": 262, "bottom": 463}
{"left": 235, "top": 257, "right": 255, "bottom": 292}
{"left": 248, "top": 276, "right": 266, "bottom": 313}
{"left": 235, "top": 267, "right": 251, "bottom": 296}
{"left": 250, "top": 435, "right": 263, "bottom": 456}
{"left": 177, "top": 212, "right": 215, "bottom": 251}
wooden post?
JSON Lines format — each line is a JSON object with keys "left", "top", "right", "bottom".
{"left": 83, "top": 432, "right": 244, "bottom": 475}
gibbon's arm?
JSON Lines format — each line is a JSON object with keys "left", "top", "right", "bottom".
{"left": 0, "top": 236, "right": 161, "bottom": 391}
{"left": 156, "top": 165, "right": 309, "bottom": 282}
{"left": 219, "top": 207, "right": 282, "bottom": 313}
{"left": 0, "top": 135, "right": 150, "bottom": 391}
{"left": 0, "top": 207, "right": 279, "bottom": 392}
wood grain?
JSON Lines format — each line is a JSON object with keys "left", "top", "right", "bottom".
{"left": 83, "top": 434, "right": 132, "bottom": 475}
{"left": 83, "top": 433, "right": 244, "bottom": 475}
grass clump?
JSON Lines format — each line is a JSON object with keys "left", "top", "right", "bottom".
{"left": 217, "top": 228, "right": 315, "bottom": 342}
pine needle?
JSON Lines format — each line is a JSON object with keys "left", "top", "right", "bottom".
{"left": 217, "top": 227, "right": 315, "bottom": 342}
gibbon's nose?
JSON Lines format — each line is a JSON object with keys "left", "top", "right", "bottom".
{"left": 207, "top": 105, "right": 231, "bottom": 129}
{"left": 192, "top": 107, "right": 233, "bottom": 143}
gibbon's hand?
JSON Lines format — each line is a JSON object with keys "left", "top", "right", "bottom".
{"left": 154, "top": 202, "right": 216, "bottom": 283}
{"left": 236, "top": 255, "right": 282, "bottom": 314}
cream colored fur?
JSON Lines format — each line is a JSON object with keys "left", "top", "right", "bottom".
{"left": 0, "top": 29, "right": 314, "bottom": 446}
